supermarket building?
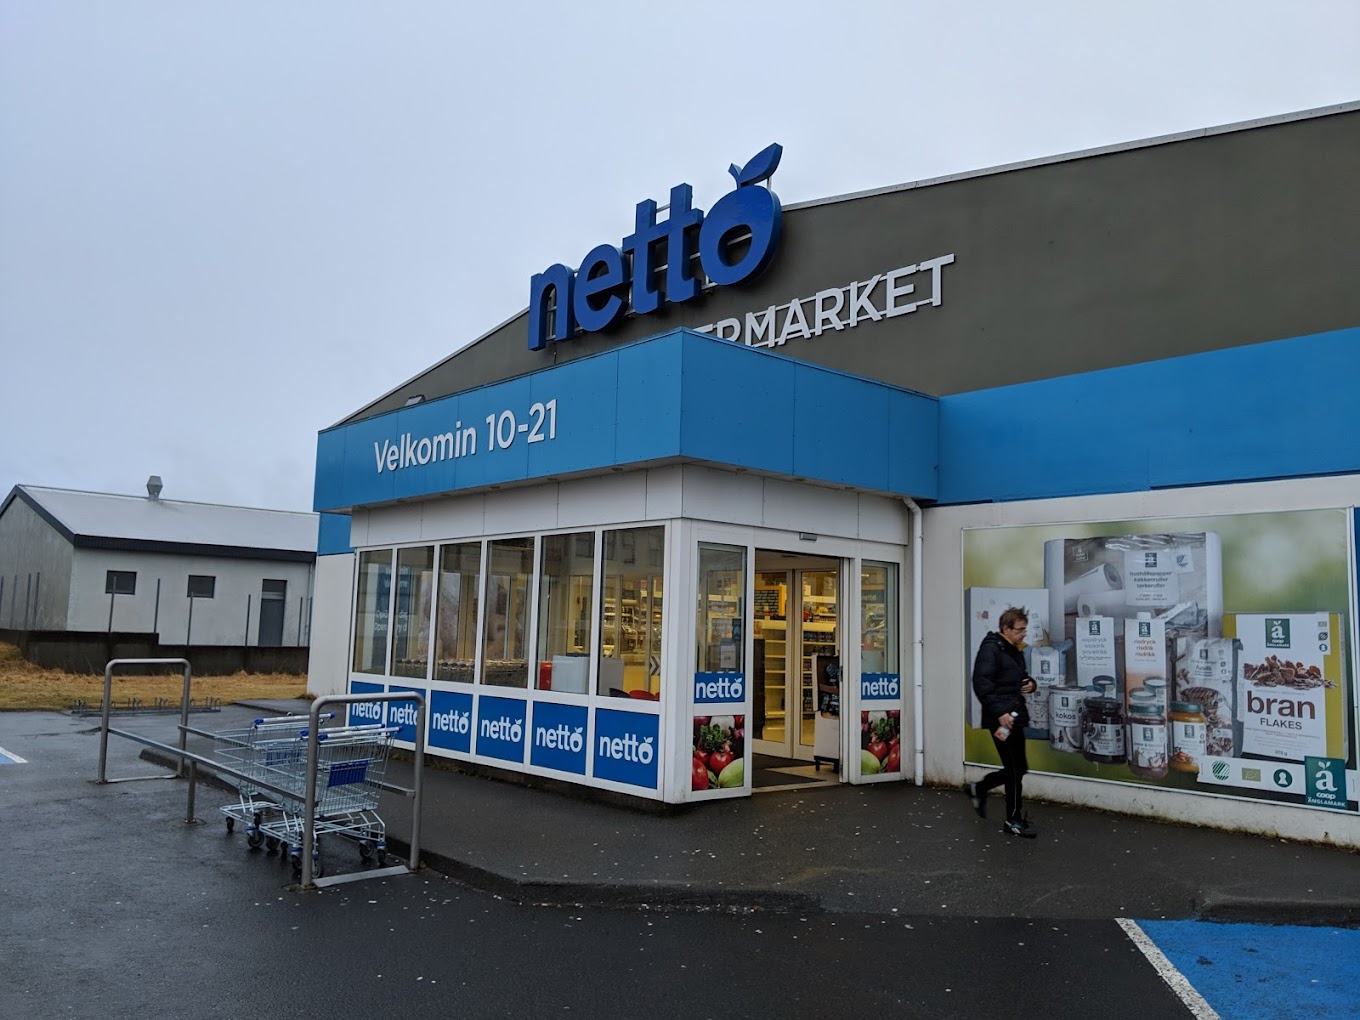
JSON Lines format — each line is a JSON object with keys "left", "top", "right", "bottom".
{"left": 307, "top": 103, "right": 1360, "bottom": 845}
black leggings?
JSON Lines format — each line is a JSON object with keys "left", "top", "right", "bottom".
{"left": 976, "top": 730, "right": 1029, "bottom": 821}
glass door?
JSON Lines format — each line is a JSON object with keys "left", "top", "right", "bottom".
{"left": 752, "top": 564, "right": 838, "bottom": 760}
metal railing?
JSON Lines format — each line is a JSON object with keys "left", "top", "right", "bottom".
{"left": 93, "top": 658, "right": 424, "bottom": 890}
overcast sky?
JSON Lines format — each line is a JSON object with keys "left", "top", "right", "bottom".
{"left": 2, "top": 2, "right": 1357, "bottom": 514}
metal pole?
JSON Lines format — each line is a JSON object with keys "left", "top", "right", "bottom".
{"left": 153, "top": 578, "right": 161, "bottom": 637}
{"left": 301, "top": 698, "right": 322, "bottom": 888}
{"left": 24, "top": 573, "right": 32, "bottom": 631}
{"left": 244, "top": 594, "right": 251, "bottom": 647}
{"left": 34, "top": 573, "right": 41, "bottom": 629}
{"left": 107, "top": 592, "right": 115, "bottom": 633}
{"left": 296, "top": 596, "right": 303, "bottom": 646}
{"left": 186, "top": 596, "right": 194, "bottom": 645}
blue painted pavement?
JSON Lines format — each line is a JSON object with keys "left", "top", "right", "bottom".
{"left": 1140, "top": 919, "right": 1360, "bottom": 1019}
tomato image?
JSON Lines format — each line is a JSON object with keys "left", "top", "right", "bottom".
{"left": 867, "top": 736, "right": 888, "bottom": 762}
{"left": 693, "top": 748, "right": 710, "bottom": 767}
{"left": 708, "top": 748, "right": 735, "bottom": 776}
{"left": 884, "top": 746, "right": 901, "bottom": 772}
{"left": 692, "top": 757, "right": 710, "bottom": 790}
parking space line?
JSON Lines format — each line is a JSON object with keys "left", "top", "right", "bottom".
{"left": 1117, "top": 917, "right": 1220, "bottom": 1020}
{"left": 0, "top": 745, "right": 28, "bottom": 764}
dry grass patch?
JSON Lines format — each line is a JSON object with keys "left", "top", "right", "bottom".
{"left": 0, "top": 643, "right": 309, "bottom": 711}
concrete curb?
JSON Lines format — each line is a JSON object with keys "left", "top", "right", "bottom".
{"left": 1196, "top": 894, "right": 1360, "bottom": 928}
{"left": 384, "top": 836, "right": 823, "bottom": 915}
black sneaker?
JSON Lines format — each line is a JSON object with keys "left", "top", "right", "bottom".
{"left": 963, "top": 781, "right": 985, "bottom": 818}
{"left": 1002, "top": 818, "right": 1037, "bottom": 838}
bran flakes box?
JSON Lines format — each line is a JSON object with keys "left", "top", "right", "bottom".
{"left": 1224, "top": 613, "right": 1346, "bottom": 763}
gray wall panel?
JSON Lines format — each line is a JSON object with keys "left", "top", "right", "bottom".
{"left": 341, "top": 108, "right": 1360, "bottom": 425}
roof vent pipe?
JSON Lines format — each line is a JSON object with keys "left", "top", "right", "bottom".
{"left": 146, "top": 475, "right": 163, "bottom": 500}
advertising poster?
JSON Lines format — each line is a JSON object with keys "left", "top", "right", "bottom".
{"left": 962, "top": 508, "right": 1357, "bottom": 812}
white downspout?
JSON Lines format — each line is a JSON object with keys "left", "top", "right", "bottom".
{"left": 903, "top": 497, "right": 925, "bottom": 785}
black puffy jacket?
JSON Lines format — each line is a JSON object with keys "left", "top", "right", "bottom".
{"left": 971, "top": 631, "right": 1030, "bottom": 730}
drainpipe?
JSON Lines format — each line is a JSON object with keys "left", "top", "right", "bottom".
{"left": 903, "top": 498, "right": 925, "bottom": 785}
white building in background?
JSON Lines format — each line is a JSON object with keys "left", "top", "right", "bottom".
{"left": 0, "top": 478, "right": 317, "bottom": 647}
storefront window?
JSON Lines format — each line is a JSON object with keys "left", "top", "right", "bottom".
{"left": 434, "top": 542, "right": 481, "bottom": 683}
{"left": 391, "top": 546, "right": 435, "bottom": 679}
{"left": 696, "top": 544, "right": 744, "bottom": 674}
{"left": 352, "top": 548, "right": 392, "bottom": 675}
{"left": 536, "top": 532, "right": 595, "bottom": 695}
{"left": 598, "top": 526, "right": 664, "bottom": 698}
{"left": 482, "top": 537, "right": 534, "bottom": 687}
{"left": 860, "top": 561, "right": 899, "bottom": 675}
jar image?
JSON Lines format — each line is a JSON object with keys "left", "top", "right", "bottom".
{"left": 1142, "top": 676, "right": 1167, "bottom": 709}
{"left": 1170, "top": 701, "right": 1207, "bottom": 773}
{"left": 1093, "top": 674, "right": 1117, "bottom": 704}
{"left": 1127, "top": 702, "right": 1168, "bottom": 779}
{"left": 1048, "top": 686, "right": 1084, "bottom": 753}
{"left": 1082, "top": 697, "right": 1126, "bottom": 765}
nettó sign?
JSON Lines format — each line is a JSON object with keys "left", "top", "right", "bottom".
{"left": 528, "top": 144, "right": 784, "bottom": 351}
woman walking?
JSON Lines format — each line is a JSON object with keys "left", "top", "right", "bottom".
{"left": 965, "top": 607, "right": 1038, "bottom": 837}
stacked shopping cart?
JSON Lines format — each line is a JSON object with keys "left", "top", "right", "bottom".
{"left": 213, "top": 715, "right": 398, "bottom": 880}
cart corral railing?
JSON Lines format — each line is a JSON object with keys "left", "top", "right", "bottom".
{"left": 93, "top": 657, "right": 425, "bottom": 891}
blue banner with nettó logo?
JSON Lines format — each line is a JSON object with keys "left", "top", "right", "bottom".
{"left": 347, "top": 680, "right": 385, "bottom": 728}
{"left": 860, "top": 673, "right": 901, "bottom": 700}
{"left": 387, "top": 684, "right": 425, "bottom": 744}
{"left": 427, "top": 689, "right": 473, "bottom": 754}
{"left": 694, "top": 671, "right": 745, "bottom": 705}
{"left": 531, "top": 701, "right": 589, "bottom": 775}
{"left": 593, "top": 708, "right": 659, "bottom": 789}
{"left": 476, "top": 695, "right": 527, "bottom": 764}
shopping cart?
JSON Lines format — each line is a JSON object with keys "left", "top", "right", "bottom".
{"left": 252, "top": 722, "right": 400, "bottom": 880}
{"left": 213, "top": 714, "right": 336, "bottom": 851}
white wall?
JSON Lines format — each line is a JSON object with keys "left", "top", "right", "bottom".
{"left": 68, "top": 549, "right": 315, "bottom": 646}
{"left": 307, "top": 552, "right": 354, "bottom": 696}
{"left": 0, "top": 496, "right": 73, "bottom": 630}
{"left": 922, "top": 473, "right": 1360, "bottom": 847}
{"left": 346, "top": 466, "right": 910, "bottom": 549}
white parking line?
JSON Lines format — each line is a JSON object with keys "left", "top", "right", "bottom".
{"left": 1117, "top": 917, "right": 1220, "bottom": 1020}
{"left": 0, "top": 745, "right": 28, "bottom": 764}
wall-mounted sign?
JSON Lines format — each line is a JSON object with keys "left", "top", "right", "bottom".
{"left": 347, "top": 680, "right": 385, "bottom": 728}
{"left": 592, "top": 708, "right": 659, "bottom": 789}
{"left": 528, "top": 144, "right": 785, "bottom": 352}
{"left": 476, "top": 695, "right": 527, "bottom": 764}
{"left": 428, "top": 689, "right": 473, "bottom": 754}
{"left": 697, "top": 254, "right": 955, "bottom": 348}
{"left": 530, "top": 700, "right": 589, "bottom": 775}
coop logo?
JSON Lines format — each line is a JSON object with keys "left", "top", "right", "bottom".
{"left": 694, "top": 671, "right": 745, "bottom": 704}
{"left": 861, "top": 673, "right": 901, "bottom": 700}
{"left": 592, "top": 708, "right": 660, "bottom": 789}
{"left": 530, "top": 702, "right": 589, "bottom": 775}
{"left": 428, "top": 690, "right": 473, "bottom": 754}
{"left": 475, "top": 696, "right": 527, "bottom": 764}
{"left": 1265, "top": 617, "right": 1291, "bottom": 649}
{"left": 347, "top": 681, "right": 384, "bottom": 727}
{"left": 1305, "top": 756, "right": 1347, "bottom": 810}
{"left": 527, "top": 144, "right": 784, "bottom": 351}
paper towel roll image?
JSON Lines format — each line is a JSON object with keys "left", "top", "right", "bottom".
{"left": 1063, "top": 562, "right": 1123, "bottom": 613}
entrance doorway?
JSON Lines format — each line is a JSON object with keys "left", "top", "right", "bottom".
{"left": 751, "top": 552, "right": 840, "bottom": 765}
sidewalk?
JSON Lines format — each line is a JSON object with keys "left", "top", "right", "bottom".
{"left": 238, "top": 700, "right": 1360, "bottom": 924}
